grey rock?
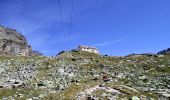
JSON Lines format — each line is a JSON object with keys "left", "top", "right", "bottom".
{"left": 138, "top": 75, "right": 147, "bottom": 80}
{"left": 32, "top": 97, "right": 39, "bottom": 100}
{"left": 0, "top": 25, "right": 41, "bottom": 56}
{"left": 0, "top": 67, "right": 5, "bottom": 74}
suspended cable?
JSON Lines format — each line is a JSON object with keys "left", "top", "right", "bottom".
{"left": 69, "top": 0, "right": 74, "bottom": 34}
{"left": 67, "top": 0, "right": 74, "bottom": 58}
{"left": 57, "top": 0, "right": 64, "bottom": 30}
{"left": 57, "top": 0, "right": 75, "bottom": 55}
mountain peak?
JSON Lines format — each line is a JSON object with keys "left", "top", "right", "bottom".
{"left": 0, "top": 25, "right": 41, "bottom": 56}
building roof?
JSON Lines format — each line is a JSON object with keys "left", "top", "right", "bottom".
{"left": 79, "top": 45, "right": 98, "bottom": 50}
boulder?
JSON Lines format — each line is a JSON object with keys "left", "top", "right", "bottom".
{"left": 138, "top": 75, "right": 147, "bottom": 80}
{"left": 132, "top": 96, "right": 140, "bottom": 100}
{"left": 0, "top": 67, "right": 5, "bottom": 74}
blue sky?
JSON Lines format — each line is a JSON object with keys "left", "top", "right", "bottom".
{"left": 0, "top": 0, "right": 170, "bottom": 56}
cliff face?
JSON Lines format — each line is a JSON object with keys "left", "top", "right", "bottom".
{"left": 0, "top": 25, "right": 41, "bottom": 56}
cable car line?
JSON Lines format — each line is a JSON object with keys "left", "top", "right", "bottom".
{"left": 69, "top": 0, "right": 74, "bottom": 34}
{"left": 57, "top": 0, "right": 64, "bottom": 30}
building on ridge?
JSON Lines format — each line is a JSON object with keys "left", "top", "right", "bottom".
{"left": 78, "top": 45, "right": 99, "bottom": 54}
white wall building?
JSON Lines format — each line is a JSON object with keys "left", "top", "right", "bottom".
{"left": 78, "top": 45, "right": 99, "bottom": 54}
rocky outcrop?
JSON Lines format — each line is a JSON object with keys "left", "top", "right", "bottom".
{"left": 0, "top": 25, "right": 41, "bottom": 56}
{"left": 157, "top": 48, "right": 170, "bottom": 55}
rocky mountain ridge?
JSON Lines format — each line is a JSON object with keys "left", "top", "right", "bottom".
{"left": 0, "top": 25, "right": 41, "bottom": 56}
{"left": 158, "top": 48, "right": 170, "bottom": 55}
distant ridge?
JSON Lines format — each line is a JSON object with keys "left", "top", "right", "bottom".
{"left": 157, "top": 48, "right": 170, "bottom": 55}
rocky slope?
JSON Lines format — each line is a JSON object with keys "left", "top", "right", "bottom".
{"left": 0, "top": 51, "right": 169, "bottom": 100}
{"left": 0, "top": 25, "right": 170, "bottom": 100}
{"left": 0, "top": 25, "right": 41, "bottom": 56}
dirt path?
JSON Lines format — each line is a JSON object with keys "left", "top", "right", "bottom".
{"left": 77, "top": 85, "right": 120, "bottom": 100}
